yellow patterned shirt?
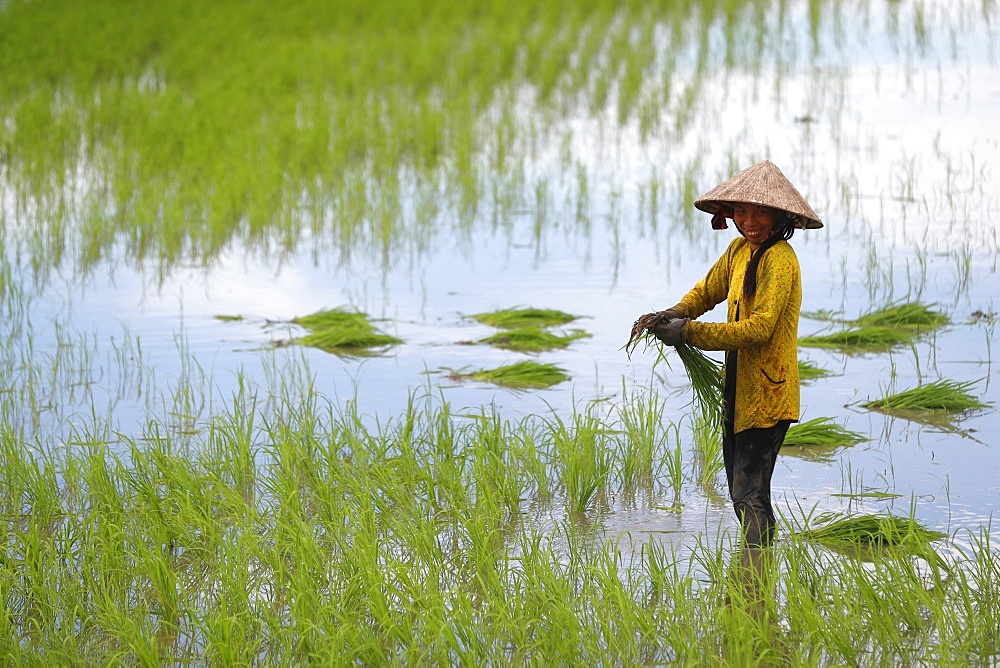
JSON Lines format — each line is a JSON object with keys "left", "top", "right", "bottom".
{"left": 669, "top": 237, "right": 801, "bottom": 433}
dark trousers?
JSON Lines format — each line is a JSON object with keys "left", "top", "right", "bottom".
{"left": 722, "top": 420, "right": 790, "bottom": 547}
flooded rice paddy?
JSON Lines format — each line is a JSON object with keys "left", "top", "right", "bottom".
{"left": 2, "top": 0, "right": 999, "bottom": 662}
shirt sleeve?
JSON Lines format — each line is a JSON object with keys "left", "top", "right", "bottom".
{"left": 669, "top": 242, "right": 737, "bottom": 319}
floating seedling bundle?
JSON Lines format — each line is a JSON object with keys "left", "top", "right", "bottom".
{"left": 626, "top": 312, "right": 724, "bottom": 428}
{"left": 291, "top": 307, "right": 402, "bottom": 355}
{"left": 801, "top": 512, "right": 947, "bottom": 556}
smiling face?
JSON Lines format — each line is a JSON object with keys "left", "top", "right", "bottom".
{"left": 732, "top": 203, "right": 780, "bottom": 250}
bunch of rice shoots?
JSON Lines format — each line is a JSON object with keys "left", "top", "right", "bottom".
{"left": 798, "top": 359, "right": 833, "bottom": 382}
{"left": 291, "top": 307, "right": 402, "bottom": 354}
{"left": 801, "top": 512, "right": 947, "bottom": 551}
{"left": 625, "top": 311, "right": 723, "bottom": 428}
{"left": 862, "top": 378, "right": 991, "bottom": 413}
{"left": 799, "top": 325, "right": 913, "bottom": 351}
{"left": 467, "top": 307, "right": 580, "bottom": 329}
{"left": 478, "top": 326, "right": 590, "bottom": 353}
{"left": 463, "top": 361, "right": 570, "bottom": 389}
{"left": 784, "top": 417, "right": 867, "bottom": 447}
{"left": 852, "top": 301, "right": 949, "bottom": 330}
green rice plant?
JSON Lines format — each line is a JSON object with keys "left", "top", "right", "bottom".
{"left": 783, "top": 417, "right": 867, "bottom": 448}
{"left": 614, "top": 383, "right": 665, "bottom": 487}
{"left": 547, "top": 411, "right": 612, "bottom": 515}
{"left": 799, "top": 325, "right": 914, "bottom": 352}
{"left": 459, "top": 361, "right": 570, "bottom": 390}
{"left": 624, "top": 316, "right": 723, "bottom": 429}
{"left": 466, "top": 307, "right": 581, "bottom": 329}
{"left": 477, "top": 326, "right": 590, "bottom": 353}
{"left": 862, "top": 378, "right": 991, "bottom": 413}
{"left": 674, "top": 343, "right": 725, "bottom": 430}
{"left": 291, "top": 307, "right": 402, "bottom": 354}
{"left": 691, "top": 411, "right": 723, "bottom": 488}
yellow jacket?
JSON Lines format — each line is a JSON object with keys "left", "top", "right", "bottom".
{"left": 670, "top": 237, "right": 801, "bottom": 433}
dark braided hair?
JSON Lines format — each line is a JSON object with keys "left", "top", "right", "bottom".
{"left": 742, "top": 215, "right": 795, "bottom": 300}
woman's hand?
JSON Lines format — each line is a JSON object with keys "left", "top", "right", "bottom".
{"left": 652, "top": 318, "right": 689, "bottom": 346}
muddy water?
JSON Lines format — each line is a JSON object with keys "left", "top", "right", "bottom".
{"left": 5, "top": 1, "right": 999, "bottom": 558}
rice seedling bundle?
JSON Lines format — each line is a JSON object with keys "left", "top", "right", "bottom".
{"left": 799, "top": 326, "right": 913, "bottom": 351}
{"left": 862, "top": 378, "right": 991, "bottom": 413}
{"left": 798, "top": 359, "right": 833, "bottom": 381}
{"left": 783, "top": 417, "right": 866, "bottom": 447}
{"left": 801, "top": 512, "right": 947, "bottom": 551}
{"left": 625, "top": 312, "right": 724, "bottom": 428}
{"left": 291, "top": 307, "right": 402, "bottom": 354}
{"left": 479, "top": 326, "right": 590, "bottom": 353}
{"left": 468, "top": 307, "right": 580, "bottom": 329}
{"left": 466, "top": 361, "right": 569, "bottom": 389}
{"left": 853, "top": 301, "right": 949, "bottom": 330}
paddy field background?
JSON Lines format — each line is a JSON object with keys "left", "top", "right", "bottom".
{"left": 2, "top": 0, "right": 999, "bottom": 662}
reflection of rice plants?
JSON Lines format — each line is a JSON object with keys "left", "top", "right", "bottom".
{"left": 467, "top": 307, "right": 581, "bottom": 329}
{"left": 478, "top": 326, "right": 590, "bottom": 353}
{"left": 291, "top": 307, "right": 401, "bottom": 354}
{"left": 455, "top": 361, "right": 570, "bottom": 389}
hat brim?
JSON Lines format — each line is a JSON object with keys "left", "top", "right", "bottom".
{"left": 694, "top": 160, "right": 824, "bottom": 229}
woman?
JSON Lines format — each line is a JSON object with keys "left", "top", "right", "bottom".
{"left": 646, "top": 160, "right": 822, "bottom": 547}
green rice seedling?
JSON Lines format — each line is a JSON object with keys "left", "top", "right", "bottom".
{"left": 861, "top": 378, "right": 991, "bottom": 413}
{"left": 783, "top": 417, "right": 867, "bottom": 448}
{"left": 466, "top": 307, "right": 581, "bottom": 329}
{"left": 674, "top": 343, "right": 725, "bottom": 430}
{"left": 291, "top": 307, "right": 402, "bottom": 355}
{"left": 625, "top": 314, "right": 724, "bottom": 428}
{"left": 477, "top": 326, "right": 590, "bottom": 353}
{"left": 459, "top": 361, "right": 570, "bottom": 389}
{"left": 798, "top": 359, "right": 833, "bottom": 382}
{"left": 547, "top": 411, "right": 612, "bottom": 515}
{"left": 614, "top": 383, "right": 668, "bottom": 487}
{"left": 799, "top": 326, "right": 915, "bottom": 352}
{"left": 691, "top": 411, "right": 724, "bottom": 488}
{"left": 800, "top": 511, "right": 946, "bottom": 553}
{"left": 852, "top": 301, "right": 949, "bottom": 331}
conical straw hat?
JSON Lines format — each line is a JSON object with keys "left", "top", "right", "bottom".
{"left": 694, "top": 160, "right": 823, "bottom": 229}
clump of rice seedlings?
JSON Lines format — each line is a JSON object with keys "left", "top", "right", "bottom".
{"left": 455, "top": 361, "right": 569, "bottom": 389}
{"left": 691, "top": 411, "right": 724, "bottom": 488}
{"left": 862, "top": 378, "right": 991, "bottom": 413}
{"left": 800, "top": 512, "right": 947, "bottom": 552}
{"left": 467, "top": 307, "right": 581, "bottom": 329}
{"left": 478, "top": 326, "right": 590, "bottom": 353}
{"left": 675, "top": 343, "right": 724, "bottom": 428}
{"left": 798, "top": 359, "right": 833, "bottom": 382}
{"left": 290, "top": 307, "right": 402, "bottom": 355}
{"left": 783, "top": 417, "right": 867, "bottom": 448}
{"left": 800, "top": 302, "right": 949, "bottom": 353}
{"left": 625, "top": 312, "right": 724, "bottom": 429}
{"left": 799, "top": 326, "right": 914, "bottom": 352}
{"left": 852, "top": 301, "right": 949, "bottom": 331}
